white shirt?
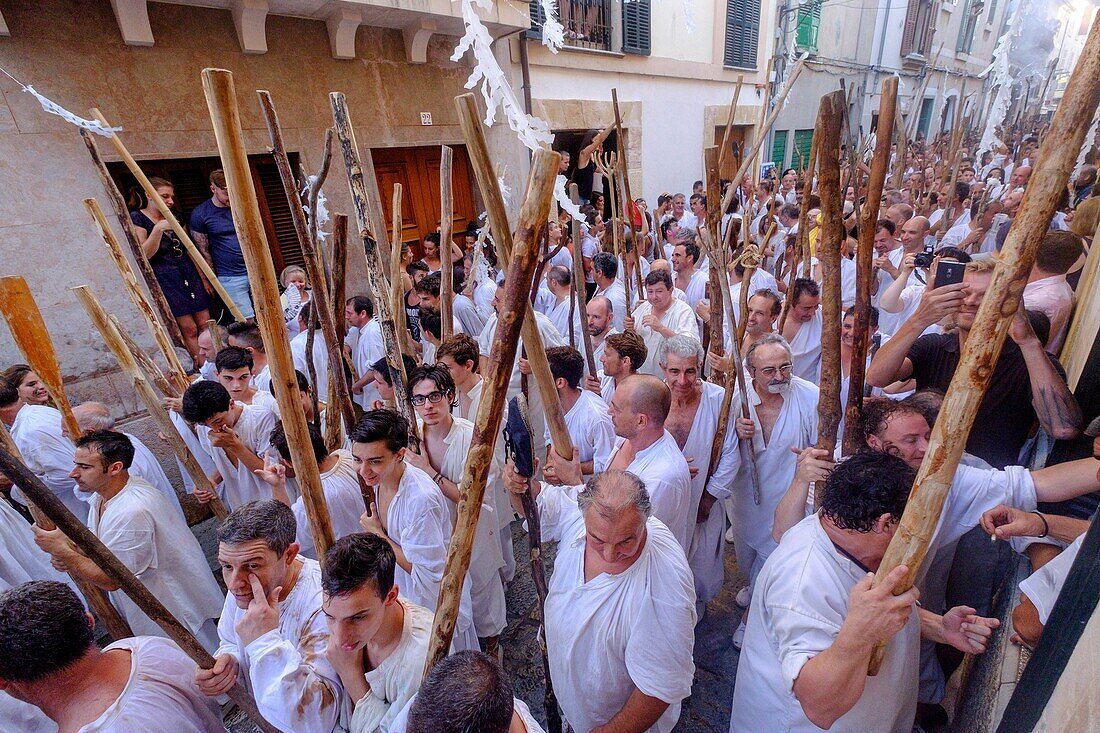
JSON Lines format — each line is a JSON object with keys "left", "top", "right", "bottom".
{"left": 290, "top": 328, "right": 330, "bottom": 400}
{"left": 0, "top": 489, "right": 79, "bottom": 596}
{"left": 124, "top": 432, "right": 183, "bottom": 520}
{"left": 78, "top": 637, "right": 226, "bottom": 732}
{"left": 546, "top": 295, "right": 584, "bottom": 349}
{"left": 546, "top": 389, "right": 615, "bottom": 476}
{"left": 788, "top": 308, "right": 824, "bottom": 382}
{"left": 878, "top": 282, "right": 924, "bottom": 337}
{"left": 454, "top": 293, "right": 486, "bottom": 338}
{"left": 9, "top": 404, "right": 82, "bottom": 523}
{"left": 353, "top": 319, "right": 385, "bottom": 409}
{"left": 630, "top": 299, "right": 698, "bottom": 376}
{"left": 168, "top": 403, "right": 216, "bottom": 495}
{"left": 1024, "top": 274, "right": 1075, "bottom": 354}
{"left": 1020, "top": 532, "right": 1085, "bottom": 625}
{"left": 295, "top": 449, "right": 366, "bottom": 559}
{"left": 594, "top": 280, "right": 628, "bottom": 333}
{"left": 539, "top": 486, "right": 696, "bottom": 733}
{"left": 477, "top": 311, "right": 565, "bottom": 399}
{"left": 251, "top": 365, "right": 272, "bottom": 396}
{"left": 196, "top": 404, "right": 278, "bottom": 511}
{"left": 215, "top": 558, "right": 343, "bottom": 732}
{"left": 89, "top": 477, "right": 223, "bottom": 639}
{"left": 606, "top": 431, "right": 694, "bottom": 551}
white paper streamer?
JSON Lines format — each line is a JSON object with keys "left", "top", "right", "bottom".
{"left": 301, "top": 175, "right": 331, "bottom": 242}
{"left": 1074, "top": 110, "right": 1100, "bottom": 178}
{"left": 498, "top": 174, "right": 513, "bottom": 209}
{"left": 538, "top": 0, "right": 565, "bottom": 52}
{"left": 0, "top": 65, "right": 121, "bottom": 138}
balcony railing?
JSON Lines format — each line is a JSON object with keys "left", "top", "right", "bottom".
{"left": 559, "top": 0, "right": 613, "bottom": 51}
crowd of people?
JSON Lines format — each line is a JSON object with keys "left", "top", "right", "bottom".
{"left": 1, "top": 123, "right": 1099, "bottom": 733}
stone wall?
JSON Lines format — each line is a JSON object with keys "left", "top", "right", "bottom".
{"left": 0, "top": 0, "right": 529, "bottom": 417}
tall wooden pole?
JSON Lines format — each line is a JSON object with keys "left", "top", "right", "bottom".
{"left": 571, "top": 183, "right": 598, "bottom": 375}
{"left": 611, "top": 89, "right": 644, "bottom": 278}
{"left": 440, "top": 146, "right": 455, "bottom": 342}
{"left": 717, "top": 74, "right": 747, "bottom": 179}
{"left": 936, "top": 81, "right": 969, "bottom": 240}
{"left": 84, "top": 198, "right": 191, "bottom": 394}
{"left": 0, "top": 445, "right": 278, "bottom": 733}
{"left": 390, "top": 185, "right": 414, "bottom": 355}
{"left": 202, "top": 68, "right": 335, "bottom": 557}
{"left": 812, "top": 92, "right": 846, "bottom": 472}
{"left": 867, "top": 21, "right": 1100, "bottom": 674}
{"left": 752, "top": 57, "right": 775, "bottom": 184}
{"left": 256, "top": 90, "right": 357, "bottom": 442}
{"left": 843, "top": 77, "right": 898, "bottom": 455}
{"left": 891, "top": 97, "right": 908, "bottom": 190}
{"left": 704, "top": 147, "right": 726, "bottom": 372}
{"left": 72, "top": 286, "right": 228, "bottom": 521}
{"left": 778, "top": 119, "right": 820, "bottom": 333}
{"left": 80, "top": 130, "right": 187, "bottom": 349}
{"left": 424, "top": 148, "right": 560, "bottom": 673}
{"left": 327, "top": 214, "right": 350, "bottom": 454}
{"left": 89, "top": 109, "right": 246, "bottom": 322}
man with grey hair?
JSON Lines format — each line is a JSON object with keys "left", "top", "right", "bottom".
{"left": 195, "top": 500, "right": 343, "bottom": 732}
{"left": 728, "top": 333, "right": 819, "bottom": 647}
{"left": 658, "top": 335, "right": 738, "bottom": 614}
{"left": 70, "top": 401, "right": 182, "bottom": 519}
{"left": 504, "top": 470, "right": 696, "bottom": 733}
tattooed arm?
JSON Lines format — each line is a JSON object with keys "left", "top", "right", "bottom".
{"left": 1012, "top": 309, "right": 1082, "bottom": 440}
{"left": 191, "top": 230, "right": 215, "bottom": 269}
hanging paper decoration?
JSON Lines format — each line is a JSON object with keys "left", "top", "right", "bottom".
{"left": 0, "top": 66, "right": 121, "bottom": 137}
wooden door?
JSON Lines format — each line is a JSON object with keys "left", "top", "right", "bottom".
{"left": 372, "top": 145, "right": 476, "bottom": 258}
{"left": 714, "top": 125, "right": 748, "bottom": 181}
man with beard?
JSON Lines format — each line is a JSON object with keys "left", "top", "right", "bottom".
{"left": 780, "top": 279, "right": 824, "bottom": 382}
{"left": 585, "top": 295, "right": 619, "bottom": 368}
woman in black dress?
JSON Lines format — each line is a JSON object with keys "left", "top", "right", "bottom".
{"left": 130, "top": 177, "right": 211, "bottom": 363}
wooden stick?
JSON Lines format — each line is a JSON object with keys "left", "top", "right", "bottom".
{"left": 453, "top": 93, "right": 575, "bottom": 461}
{"left": 752, "top": 57, "right": 775, "bottom": 184}
{"left": 843, "top": 77, "right": 898, "bottom": 456}
{"left": 611, "top": 89, "right": 644, "bottom": 296}
{"left": 0, "top": 277, "right": 82, "bottom": 441}
{"left": 812, "top": 92, "right": 846, "bottom": 473}
{"left": 80, "top": 130, "right": 187, "bottom": 350}
{"left": 390, "top": 184, "right": 413, "bottom": 355}
{"left": 424, "top": 147, "right": 560, "bottom": 673}
{"left": 89, "top": 108, "right": 246, "bottom": 322}
{"left": 571, "top": 183, "right": 598, "bottom": 375}
{"left": 616, "top": 158, "right": 646, "bottom": 307}
{"left": 329, "top": 93, "right": 417, "bottom": 443}
{"left": 891, "top": 95, "right": 908, "bottom": 190}
{"left": 778, "top": 124, "right": 820, "bottom": 333}
{"left": 0, "top": 444, "right": 276, "bottom": 732}
{"left": 904, "top": 44, "right": 944, "bottom": 143}
{"left": 206, "top": 319, "right": 223, "bottom": 351}
{"left": 867, "top": 24, "right": 1100, "bottom": 674}
{"left": 306, "top": 128, "right": 336, "bottom": 300}
{"left": 936, "top": 82, "right": 969, "bottom": 240}
{"left": 440, "top": 146, "right": 455, "bottom": 342}
{"left": 110, "top": 314, "right": 180, "bottom": 399}
{"left": 257, "top": 90, "right": 358, "bottom": 445}
{"left": 327, "top": 214, "right": 350, "bottom": 454}
{"left": 72, "top": 286, "right": 228, "bottom": 521}
{"left": 0, "top": 419, "right": 133, "bottom": 640}
{"left": 203, "top": 68, "right": 335, "bottom": 556}
{"left": 704, "top": 147, "right": 726, "bottom": 373}
{"left": 84, "top": 198, "right": 191, "bottom": 394}
{"left": 717, "top": 74, "right": 747, "bottom": 178}
{"left": 720, "top": 54, "right": 809, "bottom": 217}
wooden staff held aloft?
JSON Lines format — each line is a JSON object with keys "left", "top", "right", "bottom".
{"left": 84, "top": 198, "right": 191, "bottom": 394}
{"left": 390, "top": 184, "right": 414, "bottom": 355}
{"left": 440, "top": 146, "right": 455, "bottom": 342}
{"left": 206, "top": 319, "right": 223, "bottom": 350}
{"left": 327, "top": 214, "right": 351, "bottom": 453}
{"left": 778, "top": 111, "right": 821, "bottom": 333}
{"left": 891, "top": 98, "right": 908, "bottom": 190}
{"left": 735, "top": 241, "right": 768, "bottom": 345}
{"left": 717, "top": 74, "right": 747, "bottom": 178}
{"left": 867, "top": 21, "right": 1100, "bottom": 674}
{"left": 72, "top": 286, "right": 229, "bottom": 521}
{"left": 616, "top": 157, "right": 646, "bottom": 303}
{"left": 570, "top": 183, "right": 598, "bottom": 375}
{"left": 0, "top": 445, "right": 278, "bottom": 732}
{"left": 110, "top": 313, "right": 181, "bottom": 399}
{"left": 812, "top": 92, "right": 847, "bottom": 472}
{"left": 612, "top": 89, "right": 645, "bottom": 270}
{"left": 203, "top": 68, "right": 336, "bottom": 557}
{"left": 89, "top": 109, "right": 246, "bottom": 322}
{"left": 80, "top": 130, "right": 187, "bottom": 349}
{"left": 703, "top": 148, "right": 727, "bottom": 372}
{"left": 843, "top": 77, "right": 898, "bottom": 455}
{"left": 424, "top": 147, "right": 561, "bottom": 672}
{"left": 936, "top": 82, "right": 969, "bottom": 241}
{"left": 256, "top": 90, "right": 358, "bottom": 443}
{"left": 0, "top": 419, "right": 133, "bottom": 640}
{"left": 329, "top": 93, "right": 418, "bottom": 445}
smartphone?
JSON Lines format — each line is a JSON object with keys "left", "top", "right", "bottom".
{"left": 933, "top": 261, "right": 967, "bottom": 289}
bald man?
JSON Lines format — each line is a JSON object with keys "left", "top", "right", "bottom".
{"left": 586, "top": 295, "right": 619, "bottom": 367}
{"left": 899, "top": 216, "right": 932, "bottom": 257}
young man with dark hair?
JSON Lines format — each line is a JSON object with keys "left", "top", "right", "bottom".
{"left": 543, "top": 346, "right": 615, "bottom": 480}
{"left": 1024, "top": 230, "right": 1085, "bottom": 352}
{"left": 781, "top": 277, "right": 824, "bottom": 381}
{"left": 591, "top": 251, "right": 627, "bottom": 332}
{"left": 624, "top": 269, "right": 698, "bottom": 376}
{"left": 586, "top": 329, "right": 648, "bottom": 405}
{"left": 351, "top": 409, "right": 478, "bottom": 651}
{"left": 32, "top": 430, "right": 223, "bottom": 651}
{"left": 182, "top": 379, "right": 277, "bottom": 510}
{"left": 346, "top": 296, "right": 385, "bottom": 410}
{"left": 0, "top": 580, "right": 226, "bottom": 732}
{"left": 417, "top": 306, "right": 444, "bottom": 364}
{"left": 367, "top": 354, "right": 419, "bottom": 410}
{"left": 255, "top": 421, "right": 364, "bottom": 559}
{"left": 322, "top": 533, "right": 434, "bottom": 733}
{"left": 213, "top": 345, "right": 279, "bottom": 414}
{"left": 414, "top": 271, "right": 484, "bottom": 338}
{"left": 436, "top": 334, "right": 482, "bottom": 421}
{"left": 226, "top": 322, "right": 270, "bottom": 394}
{"left": 197, "top": 499, "right": 342, "bottom": 731}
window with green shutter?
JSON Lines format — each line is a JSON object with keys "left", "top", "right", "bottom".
{"left": 793, "top": 129, "right": 813, "bottom": 170}
{"left": 796, "top": 1, "right": 821, "bottom": 53}
{"left": 622, "top": 0, "right": 652, "bottom": 55}
{"left": 724, "top": 0, "right": 761, "bottom": 69}
{"left": 956, "top": 0, "right": 979, "bottom": 53}
{"left": 771, "top": 130, "right": 789, "bottom": 169}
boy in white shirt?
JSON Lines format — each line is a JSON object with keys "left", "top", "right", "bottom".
{"left": 213, "top": 345, "right": 279, "bottom": 415}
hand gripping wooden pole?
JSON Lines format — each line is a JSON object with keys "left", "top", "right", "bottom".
{"left": 570, "top": 183, "right": 598, "bottom": 375}
{"left": 84, "top": 198, "right": 191, "bottom": 394}
{"left": 256, "top": 90, "right": 358, "bottom": 442}
{"left": 867, "top": 22, "right": 1100, "bottom": 674}
{"left": 80, "top": 130, "right": 187, "bottom": 349}
{"left": 440, "top": 146, "right": 455, "bottom": 342}
{"left": 0, "top": 444, "right": 278, "bottom": 733}
{"left": 843, "top": 77, "right": 898, "bottom": 455}
{"left": 424, "top": 147, "right": 561, "bottom": 673}
{"left": 329, "top": 93, "right": 418, "bottom": 443}
{"left": 0, "top": 276, "right": 83, "bottom": 442}
{"left": 453, "top": 93, "right": 575, "bottom": 461}
{"left": 72, "top": 285, "right": 229, "bottom": 521}
{"left": 88, "top": 109, "right": 246, "bottom": 322}
{"left": 203, "top": 68, "right": 336, "bottom": 557}
{"left": 0, "top": 420, "right": 133, "bottom": 640}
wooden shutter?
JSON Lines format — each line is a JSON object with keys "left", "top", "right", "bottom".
{"left": 793, "top": 129, "right": 814, "bottom": 170}
{"left": 770, "top": 130, "right": 789, "bottom": 169}
{"left": 526, "top": 0, "right": 545, "bottom": 40}
{"left": 252, "top": 159, "right": 303, "bottom": 274}
{"left": 900, "top": 0, "right": 920, "bottom": 56}
{"left": 622, "top": 0, "right": 651, "bottom": 55}
{"left": 724, "top": 0, "right": 761, "bottom": 69}
{"left": 796, "top": 2, "right": 821, "bottom": 52}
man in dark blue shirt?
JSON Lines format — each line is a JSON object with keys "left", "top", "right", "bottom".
{"left": 189, "top": 169, "right": 254, "bottom": 318}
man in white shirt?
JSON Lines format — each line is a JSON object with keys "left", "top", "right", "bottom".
{"left": 671, "top": 241, "right": 708, "bottom": 330}
{"left": 928, "top": 181, "right": 971, "bottom": 232}
{"left": 503, "top": 470, "right": 696, "bottom": 733}
{"left": 197, "top": 324, "right": 225, "bottom": 381}
{"left": 625, "top": 269, "right": 698, "bottom": 376}
{"left": 543, "top": 346, "right": 616, "bottom": 478}
{"left": 0, "top": 580, "right": 226, "bottom": 733}
{"left": 544, "top": 265, "right": 583, "bottom": 347}
{"left": 347, "top": 296, "right": 386, "bottom": 409}
{"left": 33, "top": 430, "right": 223, "bottom": 652}
{"left": 872, "top": 219, "right": 910, "bottom": 299}
{"left": 414, "top": 272, "right": 479, "bottom": 338}
{"left": 730, "top": 452, "right": 1002, "bottom": 733}
{"left": 196, "top": 499, "right": 344, "bottom": 732}
{"left": 584, "top": 330, "right": 648, "bottom": 407}
{"left": 227, "top": 322, "right": 272, "bottom": 395}
{"left": 321, "top": 533, "right": 434, "bottom": 733}
{"left": 290, "top": 301, "right": 331, "bottom": 399}
{"left": 780, "top": 278, "right": 824, "bottom": 382}
{"left": 212, "top": 346, "right": 280, "bottom": 415}
{"left": 1023, "top": 230, "right": 1083, "bottom": 353}
{"left": 182, "top": 380, "right": 278, "bottom": 511}
{"left": 585, "top": 295, "right": 619, "bottom": 368}
{"left": 592, "top": 252, "right": 628, "bottom": 333}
